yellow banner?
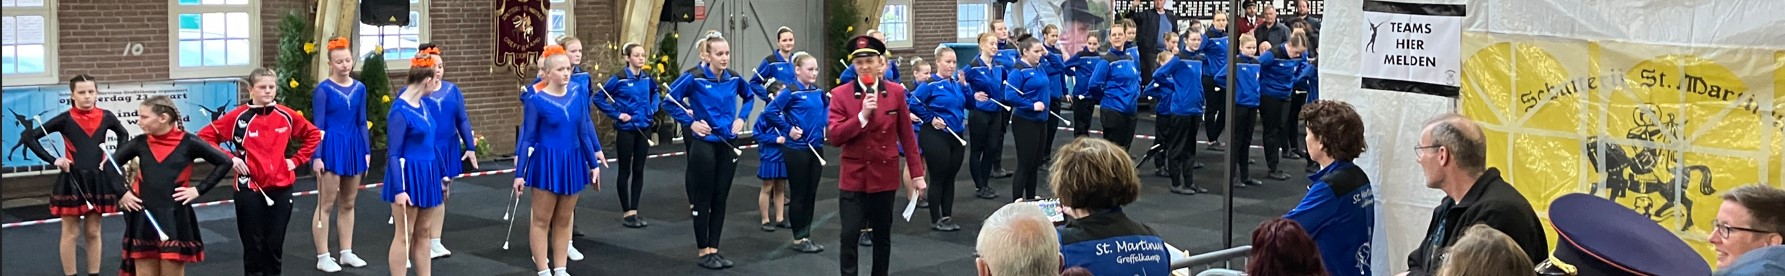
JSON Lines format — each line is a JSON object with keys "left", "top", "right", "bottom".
{"left": 1460, "top": 33, "right": 1784, "bottom": 266}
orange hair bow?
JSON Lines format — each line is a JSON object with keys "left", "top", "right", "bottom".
{"left": 541, "top": 45, "right": 567, "bottom": 59}
{"left": 419, "top": 46, "right": 441, "bottom": 56}
{"left": 411, "top": 56, "right": 437, "bottom": 68}
{"left": 326, "top": 37, "right": 350, "bottom": 51}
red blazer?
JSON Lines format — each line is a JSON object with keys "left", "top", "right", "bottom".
{"left": 827, "top": 78, "right": 925, "bottom": 193}
{"left": 197, "top": 104, "right": 322, "bottom": 190}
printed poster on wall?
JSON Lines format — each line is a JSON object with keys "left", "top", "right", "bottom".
{"left": 1, "top": 80, "right": 239, "bottom": 173}
{"left": 1359, "top": 0, "right": 1464, "bottom": 97}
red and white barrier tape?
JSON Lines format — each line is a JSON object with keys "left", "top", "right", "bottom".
{"left": 3, "top": 144, "right": 762, "bottom": 229}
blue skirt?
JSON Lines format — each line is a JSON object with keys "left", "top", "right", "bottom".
{"left": 433, "top": 140, "right": 466, "bottom": 176}
{"left": 382, "top": 158, "right": 445, "bottom": 208}
{"left": 521, "top": 147, "right": 592, "bottom": 196}
{"left": 757, "top": 160, "right": 787, "bottom": 180}
{"left": 317, "top": 128, "right": 370, "bottom": 176}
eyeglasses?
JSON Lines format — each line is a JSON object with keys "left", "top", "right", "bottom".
{"left": 1413, "top": 145, "right": 1442, "bottom": 157}
{"left": 1714, "top": 221, "right": 1773, "bottom": 239}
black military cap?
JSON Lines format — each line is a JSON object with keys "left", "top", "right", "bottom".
{"left": 848, "top": 35, "right": 886, "bottom": 61}
{"left": 1538, "top": 193, "right": 1711, "bottom": 276}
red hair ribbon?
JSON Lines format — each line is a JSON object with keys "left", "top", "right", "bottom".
{"left": 326, "top": 37, "right": 350, "bottom": 51}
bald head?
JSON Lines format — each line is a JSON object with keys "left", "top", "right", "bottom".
{"left": 977, "top": 203, "right": 1061, "bottom": 276}
{"left": 1422, "top": 114, "right": 1487, "bottom": 174}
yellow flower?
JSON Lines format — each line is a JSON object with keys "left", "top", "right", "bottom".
{"left": 296, "top": 110, "right": 305, "bottom": 117}
{"left": 593, "top": 64, "right": 601, "bottom": 72}
{"left": 367, "top": 120, "right": 373, "bottom": 129}
{"left": 374, "top": 44, "right": 385, "bottom": 54}
{"left": 303, "top": 42, "right": 317, "bottom": 54}
{"left": 660, "top": 55, "right": 668, "bottom": 63}
{"left": 671, "top": 33, "right": 679, "bottom": 39}
{"left": 846, "top": 26, "right": 854, "bottom": 33}
{"left": 382, "top": 95, "right": 392, "bottom": 103}
{"left": 288, "top": 79, "right": 299, "bottom": 88}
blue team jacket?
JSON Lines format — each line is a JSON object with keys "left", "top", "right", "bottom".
{"left": 1286, "top": 160, "right": 1376, "bottom": 276}
{"left": 1259, "top": 49, "right": 1308, "bottom": 101}
{"left": 761, "top": 82, "right": 828, "bottom": 151}
{"left": 1296, "top": 60, "right": 1321, "bottom": 102}
{"left": 1091, "top": 50, "right": 1141, "bottom": 115}
{"left": 1059, "top": 209, "right": 1172, "bottom": 276}
{"left": 964, "top": 55, "right": 1006, "bottom": 112}
{"left": 1004, "top": 60, "right": 1052, "bottom": 122}
{"left": 1065, "top": 48, "right": 1106, "bottom": 101}
{"left": 1044, "top": 46, "right": 1068, "bottom": 100}
{"left": 595, "top": 68, "right": 662, "bottom": 131}
{"left": 751, "top": 54, "right": 798, "bottom": 99}
{"left": 1201, "top": 36, "right": 1232, "bottom": 79}
{"left": 911, "top": 74, "right": 969, "bottom": 134}
{"left": 752, "top": 113, "right": 783, "bottom": 163}
{"left": 1145, "top": 56, "right": 1206, "bottom": 116}
{"left": 666, "top": 65, "right": 756, "bottom": 142}
{"left": 1234, "top": 56, "right": 1262, "bottom": 108}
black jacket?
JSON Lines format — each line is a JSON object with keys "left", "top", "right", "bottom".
{"left": 1130, "top": 9, "right": 1179, "bottom": 52}
{"left": 1405, "top": 168, "right": 1549, "bottom": 276}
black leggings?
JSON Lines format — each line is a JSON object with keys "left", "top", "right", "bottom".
{"left": 783, "top": 145, "right": 822, "bottom": 240}
{"left": 1165, "top": 115, "right": 1203, "bottom": 187}
{"left": 1071, "top": 98, "right": 1097, "bottom": 137}
{"left": 1100, "top": 109, "right": 1136, "bottom": 150}
{"left": 920, "top": 128, "right": 965, "bottom": 223}
{"left": 968, "top": 110, "right": 1007, "bottom": 191}
{"left": 236, "top": 187, "right": 293, "bottom": 275}
{"left": 1204, "top": 78, "right": 1226, "bottom": 142}
{"left": 1231, "top": 106, "right": 1259, "bottom": 181}
{"left": 1260, "top": 96, "right": 1289, "bottom": 171}
{"left": 1011, "top": 118, "right": 1048, "bottom": 200}
{"left": 1289, "top": 92, "right": 1310, "bottom": 159}
{"left": 686, "top": 140, "right": 737, "bottom": 249}
{"left": 614, "top": 129, "right": 650, "bottom": 212}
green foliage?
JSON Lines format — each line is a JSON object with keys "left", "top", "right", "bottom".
{"left": 652, "top": 31, "right": 680, "bottom": 143}
{"left": 361, "top": 49, "right": 392, "bottom": 150}
{"left": 275, "top": 10, "right": 315, "bottom": 153}
{"left": 825, "top": 1, "right": 861, "bottom": 85}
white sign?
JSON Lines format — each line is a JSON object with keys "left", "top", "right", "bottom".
{"left": 1358, "top": 1, "right": 1465, "bottom": 97}
{"left": 16, "top": 15, "right": 43, "bottom": 45}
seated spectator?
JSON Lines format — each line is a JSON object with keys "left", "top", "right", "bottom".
{"left": 1202, "top": 218, "right": 1329, "bottom": 276}
{"left": 1284, "top": 100, "right": 1374, "bottom": 276}
{"left": 977, "top": 203, "right": 1062, "bottom": 276}
{"left": 1436, "top": 224, "right": 1532, "bottom": 276}
{"left": 1405, "top": 114, "right": 1547, "bottom": 275}
{"left": 1061, "top": 267, "right": 1093, "bottom": 276}
{"left": 1711, "top": 184, "right": 1785, "bottom": 269}
{"left": 1053, "top": 138, "right": 1172, "bottom": 276}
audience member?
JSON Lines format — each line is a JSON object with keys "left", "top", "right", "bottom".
{"left": 1435, "top": 224, "right": 1531, "bottom": 276}
{"left": 1711, "top": 184, "right": 1785, "bottom": 269}
{"left": 1284, "top": 100, "right": 1373, "bottom": 276}
{"left": 1053, "top": 138, "right": 1172, "bottom": 276}
{"left": 1714, "top": 245, "right": 1784, "bottom": 276}
{"left": 976, "top": 203, "right": 1061, "bottom": 276}
{"left": 1247, "top": 218, "right": 1329, "bottom": 276}
{"left": 1404, "top": 114, "right": 1547, "bottom": 275}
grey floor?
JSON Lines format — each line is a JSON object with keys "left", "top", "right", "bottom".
{"left": 2, "top": 119, "right": 1315, "bottom": 275}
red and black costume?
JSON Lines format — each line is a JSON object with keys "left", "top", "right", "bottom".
{"left": 110, "top": 128, "right": 233, "bottom": 276}
{"left": 827, "top": 35, "right": 926, "bottom": 276}
{"left": 197, "top": 104, "right": 321, "bottom": 276}
{"left": 22, "top": 106, "right": 130, "bottom": 216}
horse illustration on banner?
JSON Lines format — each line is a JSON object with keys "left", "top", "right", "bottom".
{"left": 1584, "top": 104, "right": 1716, "bottom": 231}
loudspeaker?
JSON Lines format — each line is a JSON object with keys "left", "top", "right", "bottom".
{"left": 361, "top": 0, "right": 410, "bottom": 26}
{"left": 662, "top": 0, "right": 695, "bottom": 23}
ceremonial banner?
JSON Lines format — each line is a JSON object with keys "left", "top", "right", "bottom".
{"left": 1358, "top": 0, "right": 1465, "bottom": 97}
{"left": 1460, "top": 29, "right": 1784, "bottom": 268}
{"left": 494, "top": 0, "right": 549, "bottom": 79}
{"left": 2, "top": 80, "right": 240, "bottom": 172}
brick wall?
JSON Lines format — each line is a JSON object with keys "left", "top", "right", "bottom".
{"left": 56, "top": 0, "right": 175, "bottom": 82}
{"left": 47, "top": 0, "right": 622, "bottom": 157}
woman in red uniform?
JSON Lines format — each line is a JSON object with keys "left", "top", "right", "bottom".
{"left": 22, "top": 74, "right": 130, "bottom": 276}
{"left": 197, "top": 68, "right": 323, "bottom": 276}
{"left": 113, "top": 95, "right": 234, "bottom": 276}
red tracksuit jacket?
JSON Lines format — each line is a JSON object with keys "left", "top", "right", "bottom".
{"left": 198, "top": 104, "right": 322, "bottom": 190}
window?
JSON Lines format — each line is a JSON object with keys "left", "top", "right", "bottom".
{"left": 169, "top": 0, "right": 257, "bottom": 79}
{"left": 357, "top": 0, "right": 428, "bottom": 69}
{"left": 957, "top": 2, "right": 990, "bottom": 42}
{"left": 3, "top": 0, "right": 56, "bottom": 85}
{"left": 547, "top": 0, "right": 574, "bottom": 42}
{"left": 879, "top": 0, "right": 911, "bottom": 48}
